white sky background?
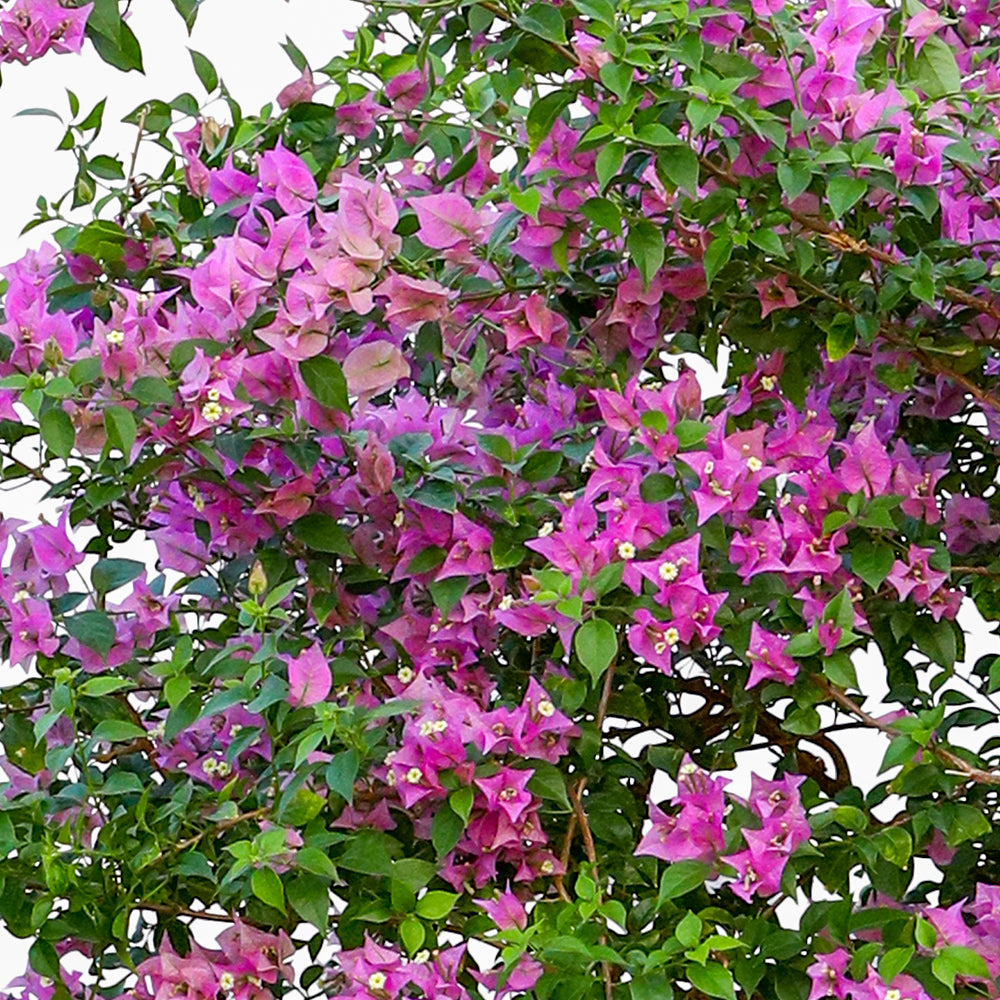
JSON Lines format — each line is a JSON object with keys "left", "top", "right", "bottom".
{"left": 0, "top": 0, "right": 998, "bottom": 988}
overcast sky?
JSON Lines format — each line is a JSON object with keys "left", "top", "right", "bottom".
{"left": 0, "top": 0, "right": 363, "bottom": 263}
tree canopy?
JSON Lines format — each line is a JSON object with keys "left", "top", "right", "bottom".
{"left": 2, "top": 2, "right": 1000, "bottom": 1000}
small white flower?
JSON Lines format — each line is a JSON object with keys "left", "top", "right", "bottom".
{"left": 680, "top": 762, "right": 698, "bottom": 776}
{"left": 539, "top": 859, "right": 554, "bottom": 874}
{"left": 203, "top": 758, "right": 218, "bottom": 775}
{"left": 538, "top": 521, "right": 555, "bottom": 538}
{"left": 498, "top": 594, "right": 515, "bottom": 611}
{"left": 432, "top": 719, "right": 448, "bottom": 732}
{"left": 537, "top": 699, "right": 555, "bottom": 718}
{"left": 206, "top": 387, "right": 221, "bottom": 402}
{"left": 393, "top": 510, "right": 405, "bottom": 527}
{"left": 617, "top": 541, "right": 637, "bottom": 560}
{"left": 219, "top": 972, "right": 236, "bottom": 992}
{"left": 368, "top": 972, "right": 387, "bottom": 991}
{"left": 885, "top": 991, "right": 901, "bottom": 1000}
{"left": 704, "top": 460, "right": 714, "bottom": 475}
{"left": 658, "top": 561, "right": 679, "bottom": 582}
{"left": 397, "top": 666, "right": 414, "bottom": 684}
{"left": 216, "top": 760, "right": 232, "bottom": 778}
{"left": 747, "top": 456, "right": 763, "bottom": 473}
{"left": 413, "top": 950, "right": 431, "bottom": 963}
{"left": 759, "top": 375, "right": 776, "bottom": 391}
{"left": 405, "top": 767, "right": 423, "bottom": 785}
{"left": 105, "top": 329, "right": 125, "bottom": 347}
{"left": 419, "top": 720, "right": 436, "bottom": 737}
{"left": 664, "top": 627, "right": 680, "bottom": 646}
{"left": 201, "top": 401, "right": 224, "bottom": 423}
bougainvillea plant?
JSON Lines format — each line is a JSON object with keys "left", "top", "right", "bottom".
{"left": 4, "top": 0, "right": 1000, "bottom": 999}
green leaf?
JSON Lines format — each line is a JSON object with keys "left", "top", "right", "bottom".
{"left": 783, "top": 706, "right": 821, "bottom": 735}
{"left": 299, "top": 356, "right": 350, "bottom": 412}
{"left": 431, "top": 805, "right": 464, "bottom": 856}
{"left": 599, "top": 61, "right": 632, "bottom": 102}
{"left": 915, "top": 917, "right": 937, "bottom": 950}
{"left": 580, "top": 197, "right": 622, "bottom": 236}
{"left": 574, "top": 618, "right": 617, "bottom": 684}
{"left": 79, "top": 676, "right": 132, "bottom": 697}
{"left": 658, "top": 860, "right": 711, "bottom": 904}
{"left": 852, "top": 543, "right": 894, "bottom": 591}
{"left": 527, "top": 762, "right": 571, "bottom": 810}
{"left": 596, "top": 141, "right": 626, "bottom": 192}
{"left": 571, "top": 0, "right": 615, "bottom": 24}
{"left": 943, "top": 804, "right": 991, "bottom": 847}
{"left": 104, "top": 405, "right": 136, "bottom": 457}
{"left": 874, "top": 827, "right": 912, "bottom": 868}
{"left": 251, "top": 867, "right": 286, "bottom": 914}
{"left": 879, "top": 947, "right": 914, "bottom": 985}
{"left": 92, "top": 719, "right": 146, "bottom": 743}
{"left": 526, "top": 89, "right": 574, "bottom": 150}
{"left": 827, "top": 176, "right": 867, "bottom": 220}
{"left": 912, "top": 35, "right": 960, "bottom": 98}
{"left": 40, "top": 408, "right": 75, "bottom": 458}
{"left": 416, "top": 890, "right": 458, "bottom": 920}
{"left": 400, "top": 916, "right": 425, "bottom": 955}
{"left": 703, "top": 236, "right": 733, "bottom": 287}
{"left": 449, "top": 786, "right": 475, "bottom": 823}
{"left": 674, "top": 420, "right": 709, "bottom": 449}
{"left": 28, "top": 939, "right": 60, "bottom": 980}
{"left": 326, "top": 749, "right": 359, "bottom": 804}
{"left": 130, "top": 376, "right": 175, "bottom": 405}
{"left": 88, "top": 155, "right": 125, "bottom": 180}
{"left": 508, "top": 186, "right": 541, "bottom": 220}
{"left": 88, "top": 17, "right": 144, "bottom": 72}
{"left": 687, "top": 962, "right": 735, "bottom": 1000}
{"left": 291, "top": 513, "right": 353, "bottom": 556}
{"left": 287, "top": 873, "right": 329, "bottom": 930}
{"left": 627, "top": 221, "right": 665, "bottom": 289}
{"left": 777, "top": 162, "right": 812, "bottom": 200}
{"left": 658, "top": 145, "right": 700, "bottom": 195}
{"left": 169, "top": 0, "right": 200, "bottom": 31}
{"left": 65, "top": 611, "right": 116, "bottom": 656}
{"left": 92, "top": 558, "right": 145, "bottom": 595}
{"left": 522, "top": 449, "right": 563, "bottom": 482}
{"left": 676, "top": 911, "right": 703, "bottom": 948}
{"left": 931, "top": 946, "right": 989, "bottom": 991}
{"left": 16, "top": 107, "right": 62, "bottom": 121}
{"left": 189, "top": 48, "right": 218, "bottom": 92}
{"left": 517, "top": 2, "right": 567, "bottom": 43}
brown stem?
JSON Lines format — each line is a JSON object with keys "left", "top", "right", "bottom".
{"left": 820, "top": 680, "right": 1000, "bottom": 787}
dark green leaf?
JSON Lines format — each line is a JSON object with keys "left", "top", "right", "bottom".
{"left": 40, "top": 408, "right": 75, "bottom": 458}
{"left": 92, "top": 558, "right": 145, "bottom": 595}
{"left": 299, "top": 356, "right": 350, "bottom": 412}
{"left": 658, "top": 860, "right": 711, "bottom": 903}
{"left": 189, "top": 48, "right": 218, "bottom": 92}
{"left": 65, "top": 611, "right": 116, "bottom": 656}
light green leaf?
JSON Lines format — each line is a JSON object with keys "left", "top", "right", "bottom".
{"left": 574, "top": 618, "right": 618, "bottom": 684}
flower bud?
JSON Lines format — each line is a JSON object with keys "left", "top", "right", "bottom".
{"left": 357, "top": 433, "right": 396, "bottom": 496}
{"left": 451, "top": 362, "right": 478, "bottom": 393}
{"left": 42, "top": 338, "right": 63, "bottom": 370}
{"left": 248, "top": 560, "right": 268, "bottom": 598}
